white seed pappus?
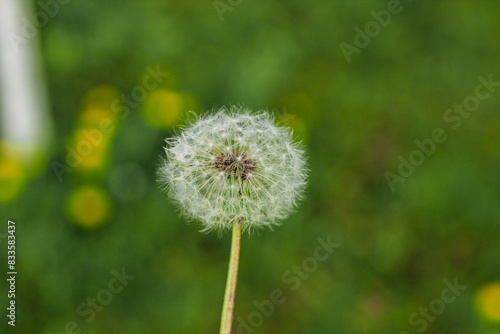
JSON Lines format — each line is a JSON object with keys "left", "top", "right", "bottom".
{"left": 158, "top": 106, "right": 308, "bottom": 232}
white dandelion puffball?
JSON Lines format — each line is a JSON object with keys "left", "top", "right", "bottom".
{"left": 158, "top": 106, "right": 307, "bottom": 232}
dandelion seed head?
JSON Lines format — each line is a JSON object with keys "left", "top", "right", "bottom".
{"left": 158, "top": 106, "right": 308, "bottom": 232}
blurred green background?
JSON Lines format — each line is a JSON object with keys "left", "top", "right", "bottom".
{"left": 1, "top": 0, "right": 500, "bottom": 333}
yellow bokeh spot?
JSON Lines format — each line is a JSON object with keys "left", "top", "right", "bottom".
{"left": 79, "top": 147, "right": 107, "bottom": 170}
{"left": 475, "top": 282, "right": 500, "bottom": 322}
{"left": 66, "top": 185, "right": 111, "bottom": 229}
{"left": 80, "top": 107, "right": 117, "bottom": 127}
{"left": 141, "top": 89, "right": 184, "bottom": 128}
{"left": 83, "top": 85, "right": 120, "bottom": 111}
{"left": 68, "top": 127, "right": 110, "bottom": 171}
{"left": 0, "top": 156, "right": 26, "bottom": 203}
{"left": 67, "top": 86, "right": 121, "bottom": 175}
{"left": 0, "top": 140, "right": 47, "bottom": 179}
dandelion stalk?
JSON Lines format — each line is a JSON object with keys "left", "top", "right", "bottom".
{"left": 219, "top": 221, "right": 241, "bottom": 334}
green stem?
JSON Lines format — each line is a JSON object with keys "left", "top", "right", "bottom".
{"left": 219, "top": 221, "right": 242, "bottom": 334}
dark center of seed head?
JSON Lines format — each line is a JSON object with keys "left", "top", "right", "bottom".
{"left": 213, "top": 152, "right": 257, "bottom": 180}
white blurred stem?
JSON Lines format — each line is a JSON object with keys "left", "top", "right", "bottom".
{"left": 0, "top": 0, "right": 52, "bottom": 165}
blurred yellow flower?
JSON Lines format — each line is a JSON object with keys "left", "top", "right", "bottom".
{"left": 65, "top": 185, "right": 111, "bottom": 229}
{"left": 0, "top": 155, "right": 26, "bottom": 203}
{"left": 67, "top": 127, "right": 110, "bottom": 172}
{"left": 475, "top": 282, "right": 500, "bottom": 322}
{"left": 79, "top": 146, "right": 107, "bottom": 170}
{"left": 80, "top": 107, "right": 117, "bottom": 128}
{"left": 141, "top": 89, "right": 184, "bottom": 128}
{"left": 66, "top": 92, "right": 120, "bottom": 174}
